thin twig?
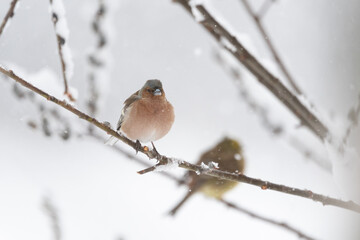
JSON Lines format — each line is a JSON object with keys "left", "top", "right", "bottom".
{"left": 49, "top": 0, "right": 75, "bottom": 101}
{"left": 214, "top": 50, "right": 332, "bottom": 172}
{"left": 43, "top": 197, "right": 62, "bottom": 240}
{"left": 1, "top": 66, "right": 358, "bottom": 214}
{"left": 342, "top": 94, "right": 360, "bottom": 149}
{"left": 214, "top": 50, "right": 283, "bottom": 135}
{"left": 0, "top": 0, "right": 19, "bottom": 38}
{"left": 87, "top": 0, "right": 107, "bottom": 133}
{"left": 219, "top": 199, "right": 316, "bottom": 240}
{"left": 240, "top": 0, "right": 302, "bottom": 95}
{"left": 174, "top": 0, "right": 329, "bottom": 141}
{"left": 257, "top": 0, "right": 276, "bottom": 19}
{"left": 10, "top": 79, "right": 72, "bottom": 139}
{"left": 288, "top": 136, "right": 332, "bottom": 172}
{"left": 87, "top": 0, "right": 106, "bottom": 117}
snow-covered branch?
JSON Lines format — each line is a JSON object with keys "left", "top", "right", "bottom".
{"left": 87, "top": 0, "right": 106, "bottom": 118}
{"left": 49, "top": 0, "right": 75, "bottom": 101}
{"left": 0, "top": 0, "right": 19, "bottom": 37}
{"left": 214, "top": 50, "right": 332, "bottom": 172}
{"left": 174, "top": 0, "right": 329, "bottom": 141}
{"left": 8, "top": 72, "right": 72, "bottom": 140}
{"left": 240, "top": 0, "right": 302, "bottom": 95}
{"left": 86, "top": 0, "right": 117, "bottom": 133}
{"left": 1, "top": 65, "right": 358, "bottom": 214}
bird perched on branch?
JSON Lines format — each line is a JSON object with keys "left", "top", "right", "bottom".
{"left": 169, "top": 137, "right": 245, "bottom": 216}
{"left": 106, "top": 79, "right": 175, "bottom": 152}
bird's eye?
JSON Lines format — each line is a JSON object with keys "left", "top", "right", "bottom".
{"left": 147, "top": 89, "right": 152, "bottom": 93}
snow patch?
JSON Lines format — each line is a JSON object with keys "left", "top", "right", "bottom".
{"left": 49, "top": 0, "right": 74, "bottom": 82}
{"left": 220, "top": 36, "right": 236, "bottom": 52}
{"left": 154, "top": 158, "right": 183, "bottom": 172}
{"left": 234, "top": 153, "right": 242, "bottom": 160}
{"left": 189, "top": 0, "right": 205, "bottom": 22}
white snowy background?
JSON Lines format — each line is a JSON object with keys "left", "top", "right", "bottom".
{"left": 0, "top": 0, "right": 360, "bottom": 239}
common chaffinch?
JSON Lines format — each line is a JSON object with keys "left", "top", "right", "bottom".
{"left": 169, "top": 137, "right": 245, "bottom": 215}
{"left": 107, "top": 79, "right": 175, "bottom": 151}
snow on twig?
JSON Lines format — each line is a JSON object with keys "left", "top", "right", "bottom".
{"left": 4, "top": 64, "right": 73, "bottom": 139}
{"left": 49, "top": 0, "right": 76, "bottom": 101}
{"left": 87, "top": 0, "right": 118, "bottom": 119}
{"left": 214, "top": 49, "right": 332, "bottom": 172}
{"left": 240, "top": 0, "right": 302, "bottom": 95}
{"left": 175, "top": 0, "right": 329, "bottom": 141}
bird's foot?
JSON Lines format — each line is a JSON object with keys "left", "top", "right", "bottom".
{"left": 135, "top": 140, "right": 142, "bottom": 154}
{"left": 151, "top": 141, "right": 161, "bottom": 159}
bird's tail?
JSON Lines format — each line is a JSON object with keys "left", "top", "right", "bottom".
{"left": 105, "top": 136, "right": 119, "bottom": 146}
{"left": 168, "top": 190, "right": 195, "bottom": 216}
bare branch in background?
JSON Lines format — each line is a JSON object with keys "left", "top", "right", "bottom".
{"left": 288, "top": 136, "right": 332, "bottom": 172}
{"left": 87, "top": 0, "right": 106, "bottom": 117}
{"left": 43, "top": 197, "right": 62, "bottom": 240}
{"left": 214, "top": 50, "right": 283, "bottom": 136}
{"left": 240, "top": 0, "right": 302, "bottom": 95}
{"left": 214, "top": 50, "right": 332, "bottom": 172}
{"left": 219, "top": 199, "right": 316, "bottom": 240}
{"left": 49, "top": 0, "right": 75, "bottom": 101}
{"left": 1, "top": 66, "right": 359, "bottom": 214}
{"left": 11, "top": 79, "right": 72, "bottom": 139}
{"left": 257, "top": 0, "right": 276, "bottom": 19}
{"left": 341, "top": 94, "right": 360, "bottom": 150}
{"left": 40, "top": 105, "right": 52, "bottom": 137}
{"left": 0, "top": 0, "right": 19, "bottom": 38}
{"left": 174, "top": 0, "right": 329, "bottom": 141}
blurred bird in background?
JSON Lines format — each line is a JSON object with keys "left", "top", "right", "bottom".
{"left": 169, "top": 137, "right": 245, "bottom": 215}
{"left": 106, "top": 79, "right": 175, "bottom": 152}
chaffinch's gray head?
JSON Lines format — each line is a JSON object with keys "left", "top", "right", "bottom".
{"left": 141, "top": 79, "right": 164, "bottom": 97}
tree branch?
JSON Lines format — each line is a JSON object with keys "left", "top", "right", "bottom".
{"left": 49, "top": 0, "right": 75, "bottom": 101}
{"left": 214, "top": 49, "right": 332, "bottom": 172}
{"left": 0, "top": 0, "right": 19, "bottom": 38}
{"left": 43, "top": 197, "right": 62, "bottom": 240}
{"left": 9, "top": 77, "right": 72, "bottom": 140}
{"left": 341, "top": 94, "right": 360, "bottom": 150}
{"left": 219, "top": 199, "right": 316, "bottom": 240}
{"left": 257, "top": 0, "right": 276, "bottom": 19}
{"left": 87, "top": 0, "right": 106, "bottom": 118}
{"left": 174, "top": 0, "right": 329, "bottom": 141}
{"left": 1, "top": 65, "right": 359, "bottom": 214}
{"left": 240, "top": 0, "right": 302, "bottom": 95}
